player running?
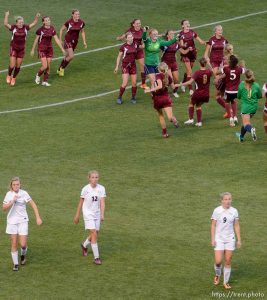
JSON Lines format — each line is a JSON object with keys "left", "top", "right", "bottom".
{"left": 144, "top": 62, "right": 179, "bottom": 138}
{"left": 262, "top": 83, "right": 267, "bottom": 134}
{"left": 211, "top": 192, "right": 241, "bottom": 289}
{"left": 179, "top": 58, "right": 214, "bottom": 127}
{"left": 204, "top": 25, "right": 228, "bottom": 113}
{"left": 236, "top": 69, "right": 262, "bottom": 142}
{"left": 114, "top": 32, "right": 137, "bottom": 104}
{"left": 2, "top": 177, "right": 42, "bottom": 271}
{"left": 57, "top": 9, "right": 87, "bottom": 76}
{"left": 74, "top": 171, "right": 106, "bottom": 265}
{"left": 142, "top": 27, "right": 178, "bottom": 86}
{"left": 161, "top": 30, "right": 193, "bottom": 98}
{"left": 117, "top": 19, "right": 147, "bottom": 89}
{"left": 4, "top": 11, "right": 40, "bottom": 86}
{"left": 179, "top": 20, "right": 206, "bottom": 96}
{"left": 31, "top": 16, "right": 65, "bottom": 86}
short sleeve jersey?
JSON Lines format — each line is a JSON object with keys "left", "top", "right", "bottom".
{"left": 208, "top": 36, "right": 228, "bottom": 63}
{"left": 10, "top": 24, "right": 30, "bottom": 49}
{"left": 64, "top": 18, "right": 85, "bottom": 43}
{"left": 119, "top": 42, "right": 137, "bottom": 63}
{"left": 192, "top": 69, "right": 212, "bottom": 96}
{"left": 3, "top": 189, "right": 32, "bottom": 224}
{"left": 36, "top": 26, "right": 56, "bottom": 50}
{"left": 211, "top": 206, "right": 239, "bottom": 242}
{"left": 126, "top": 27, "right": 144, "bottom": 47}
{"left": 222, "top": 65, "right": 245, "bottom": 93}
{"left": 161, "top": 42, "right": 180, "bottom": 63}
{"left": 152, "top": 73, "right": 173, "bottom": 97}
{"left": 179, "top": 30, "right": 198, "bottom": 50}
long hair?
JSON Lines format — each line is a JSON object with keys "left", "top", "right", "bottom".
{"left": 130, "top": 19, "right": 138, "bottom": 27}
{"left": 158, "top": 62, "right": 169, "bottom": 87}
{"left": 229, "top": 55, "right": 238, "bottom": 69}
{"left": 163, "top": 30, "right": 172, "bottom": 41}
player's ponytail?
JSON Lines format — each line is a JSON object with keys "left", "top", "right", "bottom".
{"left": 158, "top": 62, "right": 169, "bottom": 88}
{"left": 199, "top": 57, "right": 207, "bottom": 67}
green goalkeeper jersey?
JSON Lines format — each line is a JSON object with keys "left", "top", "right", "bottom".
{"left": 237, "top": 81, "right": 262, "bottom": 114}
{"left": 142, "top": 31, "right": 177, "bottom": 66}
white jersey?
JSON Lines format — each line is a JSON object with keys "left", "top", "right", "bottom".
{"left": 3, "top": 189, "right": 32, "bottom": 224}
{"left": 211, "top": 206, "right": 239, "bottom": 242}
{"left": 81, "top": 184, "right": 106, "bottom": 220}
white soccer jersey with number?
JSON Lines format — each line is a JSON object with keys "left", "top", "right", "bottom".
{"left": 81, "top": 184, "right": 106, "bottom": 220}
{"left": 3, "top": 189, "right": 32, "bottom": 224}
{"left": 211, "top": 206, "right": 239, "bottom": 242}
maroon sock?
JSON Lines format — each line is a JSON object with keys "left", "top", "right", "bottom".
{"left": 232, "top": 101, "right": 237, "bottom": 116}
{"left": 264, "top": 125, "right": 267, "bottom": 134}
{"left": 44, "top": 72, "right": 49, "bottom": 82}
{"left": 182, "top": 73, "right": 187, "bottom": 83}
{"left": 162, "top": 128, "right": 167, "bottom": 135}
{"left": 132, "top": 86, "right": 137, "bottom": 98}
{"left": 189, "top": 106, "right": 194, "bottom": 119}
{"left": 13, "top": 67, "right": 21, "bottom": 78}
{"left": 59, "top": 59, "right": 65, "bottom": 68}
{"left": 225, "top": 102, "right": 231, "bottom": 117}
{"left": 63, "top": 59, "right": 70, "bottom": 69}
{"left": 60, "top": 59, "right": 70, "bottom": 69}
{"left": 196, "top": 108, "right": 202, "bottom": 123}
{"left": 8, "top": 66, "right": 14, "bottom": 76}
{"left": 141, "top": 72, "right": 146, "bottom": 85}
{"left": 216, "top": 96, "right": 225, "bottom": 108}
{"left": 173, "top": 87, "right": 178, "bottom": 93}
{"left": 38, "top": 69, "right": 45, "bottom": 76}
{"left": 119, "top": 86, "right": 125, "bottom": 98}
{"left": 186, "top": 76, "right": 192, "bottom": 90}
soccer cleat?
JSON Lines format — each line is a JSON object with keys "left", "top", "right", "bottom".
{"left": 13, "top": 264, "right": 19, "bottom": 271}
{"left": 35, "top": 74, "right": 41, "bottom": 85}
{"left": 10, "top": 77, "right": 16, "bottom": 86}
{"left": 94, "top": 258, "right": 102, "bottom": 265}
{"left": 223, "top": 112, "right": 230, "bottom": 119}
{"left": 117, "top": 98, "right": 123, "bottom": 105}
{"left": 251, "top": 127, "right": 257, "bottom": 141}
{"left": 20, "top": 255, "right": 26, "bottom": 265}
{"left": 162, "top": 133, "right": 169, "bottom": 138}
{"left": 6, "top": 75, "right": 11, "bottom": 84}
{"left": 229, "top": 117, "right": 235, "bottom": 127}
{"left": 131, "top": 97, "right": 137, "bottom": 104}
{"left": 173, "top": 92, "right": 179, "bottom": 98}
{"left": 235, "top": 132, "right": 244, "bottom": 143}
{"left": 233, "top": 116, "right": 238, "bottom": 124}
{"left": 184, "top": 119, "right": 194, "bottom": 125}
{"left": 57, "top": 68, "right": 64, "bottom": 77}
{"left": 42, "top": 81, "right": 51, "bottom": 87}
{"left": 140, "top": 83, "right": 148, "bottom": 89}
{"left": 181, "top": 85, "right": 186, "bottom": 93}
{"left": 189, "top": 89, "right": 194, "bottom": 96}
{"left": 195, "top": 122, "right": 202, "bottom": 127}
{"left": 81, "top": 244, "right": 88, "bottom": 257}
{"left": 223, "top": 283, "right": 231, "bottom": 289}
{"left": 213, "top": 275, "right": 220, "bottom": 286}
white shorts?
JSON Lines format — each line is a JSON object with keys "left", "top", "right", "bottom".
{"left": 6, "top": 222, "right": 28, "bottom": 235}
{"left": 84, "top": 218, "right": 100, "bottom": 231}
{"left": 214, "top": 239, "right": 235, "bottom": 251}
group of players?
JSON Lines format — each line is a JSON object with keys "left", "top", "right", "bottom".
{"left": 115, "top": 19, "right": 267, "bottom": 140}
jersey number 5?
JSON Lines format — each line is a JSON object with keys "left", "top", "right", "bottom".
{"left": 230, "top": 70, "right": 236, "bottom": 80}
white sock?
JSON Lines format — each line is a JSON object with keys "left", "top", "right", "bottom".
{"left": 91, "top": 243, "right": 99, "bottom": 259}
{"left": 214, "top": 264, "right": 222, "bottom": 276}
{"left": 21, "top": 247, "right": 28, "bottom": 256}
{"left": 224, "top": 267, "right": 231, "bottom": 284}
{"left": 11, "top": 251, "right": 19, "bottom": 265}
{"left": 83, "top": 239, "right": 91, "bottom": 248}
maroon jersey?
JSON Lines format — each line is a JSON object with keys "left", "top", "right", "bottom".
{"left": 153, "top": 73, "right": 173, "bottom": 97}
{"left": 126, "top": 27, "right": 144, "bottom": 47}
{"left": 223, "top": 65, "right": 245, "bottom": 93}
{"left": 192, "top": 69, "right": 212, "bottom": 96}
{"left": 36, "top": 26, "right": 56, "bottom": 50}
{"left": 208, "top": 36, "right": 228, "bottom": 63}
{"left": 64, "top": 18, "right": 85, "bottom": 43}
{"left": 9, "top": 24, "right": 30, "bottom": 49}
{"left": 179, "top": 30, "right": 198, "bottom": 50}
{"left": 119, "top": 43, "right": 137, "bottom": 64}
{"left": 161, "top": 42, "right": 180, "bottom": 64}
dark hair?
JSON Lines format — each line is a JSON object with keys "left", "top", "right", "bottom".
{"left": 181, "top": 19, "right": 187, "bottom": 26}
{"left": 229, "top": 55, "right": 238, "bottom": 69}
{"left": 163, "top": 30, "right": 172, "bottom": 40}
{"left": 199, "top": 57, "right": 207, "bottom": 67}
{"left": 130, "top": 19, "right": 139, "bottom": 27}
{"left": 42, "top": 16, "right": 49, "bottom": 23}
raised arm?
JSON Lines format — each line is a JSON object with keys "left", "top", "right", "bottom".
{"left": 234, "top": 219, "right": 241, "bottom": 248}
{"left": 74, "top": 197, "right": 84, "bottom": 224}
{"left": 59, "top": 24, "right": 67, "bottom": 43}
{"left": 53, "top": 34, "right": 66, "bottom": 55}
{"left": 114, "top": 51, "right": 123, "bottom": 73}
{"left": 100, "top": 197, "right": 105, "bottom": 222}
{"left": 4, "top": 11, "right": 11, "bottom": 30}
{"left": 30, "top": 35, "right": 39, "bottom": 57}
{"left": 159, "top": 37, "right": 177, "bottom": 47}
{"left": 29, "top": 13, "right": 40, "bottom": 29}
{"left": 29, "top": 200, "right": 42, "bottom": 225}
{"left": 81, "top": 28, "right": 87, "bottom": 49}
{"left": 211, "top": 219, "right": 217, "bottom": 247}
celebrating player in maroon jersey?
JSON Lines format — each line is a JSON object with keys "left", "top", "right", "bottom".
{"left": 180, "top": 58, "right": 214, "bottom": 127}
{"left": 144, "top": 62, "right": 179, "bottom": 138}
{"left": 4, "top": 11, "right": 40, "bottom": 86}
{"left": 161, "top": 30, "right": 193, "bottom": 98}
{"left": 114, "top": 32, "right": 137, "bottom": 104}
{"left": 204, "top": 25, "right": 228, "bottom": 113}
{"left": 179, "top": 20, "right": 206, "bottom": 96}
{"left": 117, "top": 19, "right": 147, "bottom": 89}
{"left": 262, "top": 83, "right": 267, "bottom": 134}
{"left": 57, "top": 9, "right": 87, "bottom": 77}
{"left": 31, "top": 16, "right": 65, "bottom": 86}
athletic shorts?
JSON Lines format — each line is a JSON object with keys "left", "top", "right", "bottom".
{"left": 38, "top": 47, "right": 54, "bottom": 59}
{"left": 121, "top": 62, "right": 136, "bottom": 75}
{"left": 6, "top": 222, "right": 28, "bottom": 235}
{"left": 153, "top": 95, "right": 172, "bottom": 111}
{"left": 214, "top": 239, "right": 235, "bottom": 251}
{"left": 241, "top": 112, "right": 255, "bottom": 117}
{"left": 211, "top": 60, "right": 223, "bottom": 68}
{"left": 144, "top": 64, "right": 158, "bottom": 75}
{"left": 165, "top": 61, "right": 178, "bottom": 72}
{"left": 64, "top": 40, "right": 78, "bottom": 51}
{"left": 84, "top": 218, "right": 100, "bottom": 231}
{"left": 181, "top": 50, "right": 197, "bottom": 63}
{"left": 225, "top": 92, "right": 237, "bottom": 102}
{"left": 191, "top": 92, "right": 209, "bottom": 105}
{"left": 136, "top": 48, "right": 144, "bottom": 60}
{"left": 10, "top": 46, "right": 25, "bottom": 58}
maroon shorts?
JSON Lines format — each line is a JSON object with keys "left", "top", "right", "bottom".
{"left": 64, "top": 40, "right": 78, "bottom": 51}
{"left": 38, "top": 47, "right": 54, "bottom": 59}
{"left": 181, "top": 50, "right": 197, "bottom": 63}
{"left": 153, "top": 95, "right": 172, "bottom": 111}
{"left": 211, "top": 60, "right": 223, "bottom": 68}
{"left": 9, "top": 46, "right": 25, "bottom": 58}
{"left": 191, "top": 91, "right": 210, "bottom": 105}
{"left": 121, "top": 62, "right": 136, "bottom": 75}
{"left": 136, "top": 48, "right": 144, "bottom": 60}
{"left": 165, "top": 61, "right": 178, "bottom": 72}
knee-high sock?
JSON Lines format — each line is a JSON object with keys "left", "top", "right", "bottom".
{"left": 38, "top": 69, "right": 45, "bottom": 76}
{"left": 8, "top": 66, "right": 14, "bottom": 76}
{"left": 44, "top": 71, "right": 49, "bottom": 82}
{"left": 132, "top": 86, "right": 137, "bottom": 98}
{"left": 214, "top": 264, "right": 222, "bottom": 276}
{"left": 11, "top": 251, "right": 18, "bottom": 265}
{"left": 91, "top": 243, "right": 99, "bottom": 259}
{"left": 21, "top": 247, "right": 27, "bottom": 256}
{"left": 223, "top": 267, "right": 231, "bottom": 284}
{"left": 141, "top": 72, "right": 146, "bottom": 85}
{"left": 196, "top": 108, "right": 202, "bottom": 123}
{"left": 83, "top": 238, "right": 91, "bottom": 248}
{"left": 119, "top": 86, "right": 125, "bottom": 98}
{"left": 189, "top": 106, "right": 194, "bottom": 119}
{"left": 231, "top": 100, "right": 237, "bottom": 117}
{"left": 13, "top": 67, "right": 21, "bottom": 78}
{"left": 216, "top": 96, "right": 226, "bottom": 108}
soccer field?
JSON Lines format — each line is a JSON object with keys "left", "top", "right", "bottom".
{"left": 0, "top": 0, "right": 266, "bottom": 299}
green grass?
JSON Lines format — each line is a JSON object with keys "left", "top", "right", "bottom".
{"left": 0, "top": 1, "right": 266, "bottom": 299}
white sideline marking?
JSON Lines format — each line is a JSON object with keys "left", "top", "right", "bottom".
{"left": 0, "top": 9, "right": 266, "bottom": 115}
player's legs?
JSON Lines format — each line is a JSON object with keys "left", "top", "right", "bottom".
{"left": 148, "top": 73, "right": 156, "bottom": 87}
{"left": 58, "top": 47, "right": 74, "bottom": 74}
{"left": 130, "top": 74, "right": 137, "bottom": 103}
{"left": 223, "top": 250, "right": 233, "bottom": 288}
{"left": 183, "top": 61, "right": 193, "bottom": 93}
{"left": 163, "top": 106, "right": 178, "bottom": 127}
{"left": 184, "top": 100, "right": 195, "bottom": 124}
{"left": 90, "top": 228, "right": 101, "bottom": 264}
{"left": 117, "top": 73, "right": 129, "bottom": 104}
{"left": 10, "top": 58, "right": 23, "bottom": 86}
{"left": 137, "top": 58, "right": 147, "bottom": 87}
{"left": 43, "top": 58, "right": 52, "bottom": 85}
{"left": 195, "top": 103, "right": 203, "bottom": 126}
{"left": 19, "top": 234, "right": 28, "bottom": 265}
{"left": 10, "top": 234, "right": 19, "bottom": 270}
{"left": 157, "top": 109, "right": 168, "bottom": 138}
{"left": 36, "top": 57, "right": 48, "bottom": 84}
{"left": 214, "top": 250, "right": 223, "bottom": 285}
{"left": 239, "top": 114, "right": 256, "bottom": 141}
{"left": 263, "top": 111, "right": 267, "bottom": 134}
{"left": 81, "top": 231, "right": 91, "bottom": 256}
